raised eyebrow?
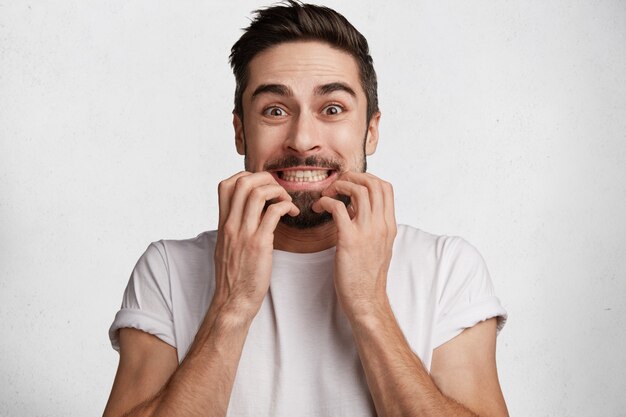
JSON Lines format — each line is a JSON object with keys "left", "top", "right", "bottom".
{"left": 315, "top": 82, "right": 356, "bottom": 98}
{"left": 251, "top": 84, "right": 293, "bottom": 101}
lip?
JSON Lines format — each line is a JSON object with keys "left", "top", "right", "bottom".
{"left": 270, "top": 166, "right": 338, "bottom": 191}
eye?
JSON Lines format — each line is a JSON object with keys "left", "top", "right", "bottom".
{"left": 263, "top": 106, "right": 287, "bottom": 117}
{"left": 322, "top": 104, "right": 343, "bottom": 116}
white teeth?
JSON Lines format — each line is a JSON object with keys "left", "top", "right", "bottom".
{"left": 281, "top": 170, "right": 329, "bottom": 182}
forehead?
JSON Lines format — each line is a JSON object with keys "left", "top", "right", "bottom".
{"left": 244, "top": 40, "right": 362, "bottom": 97}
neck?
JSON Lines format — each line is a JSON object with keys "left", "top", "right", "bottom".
{"left": 273, "top": 221, "right": 337, "bottom": 253}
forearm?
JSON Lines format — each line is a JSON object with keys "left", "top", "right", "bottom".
{"left": 109, "top": 171, "right": 295, "bottom": 417}
{"left": 123, "top": 301, "right": 254, "bottom": 417}
{"left": 349, "top": 302, "right": 479, "bottom": 417}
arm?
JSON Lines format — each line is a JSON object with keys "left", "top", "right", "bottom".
{"left": 103, "top": 328, "right": 178, "bottom": 417}
{"left": 430, "top": 318, "right": 508, "bottom": 416}
{"left": 103, "top": 172, "right": 299, "bottom": 417}
{"left": 313, "top": 172, "right": 508, "bottom": 417}
{"left": 350, "top": 312, "right": 508, "bottom": 417}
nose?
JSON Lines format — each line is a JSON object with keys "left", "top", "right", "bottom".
{"left": 285, "top": 112, "right": 321, "bottom": 154}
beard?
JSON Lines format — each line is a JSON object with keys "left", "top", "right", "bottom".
{"left": 278, "top": 188, "right": 351, "bottom": 229}
{"left": 255, "top": 150, "right": 366, "bottom": 229}
{"left": 243, "top": 130, "right": 368, "bottom": 229}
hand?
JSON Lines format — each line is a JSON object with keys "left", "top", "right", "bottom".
{"left": 312, "top": 172, "right": 397, "bottom": 320}
{"left": 212, "top": 171, "right": 299, "bottom": 319}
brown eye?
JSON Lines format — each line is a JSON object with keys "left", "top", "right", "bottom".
{"left": 323, "top": 105, "right": 343, "bottom": 115}
{"left": 263, "top": 107, "right": 287, "bottom": 117}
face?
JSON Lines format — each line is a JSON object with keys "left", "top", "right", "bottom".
{"left": 233, "top": 40, "right": 380, "bottom": 228}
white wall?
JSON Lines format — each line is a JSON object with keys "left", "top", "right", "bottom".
{"left": 1, "top": 1, "right": 625, "bottom": 415}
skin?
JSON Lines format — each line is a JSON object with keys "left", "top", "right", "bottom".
{"left": 103, "top": 40, "right": 509, "bottom": 417}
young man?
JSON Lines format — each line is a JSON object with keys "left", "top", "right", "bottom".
{"left": 104, "top": 2, "right": 509, "bottom": 416}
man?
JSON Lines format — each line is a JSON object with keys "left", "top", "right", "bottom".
{"left": 104, "top": 2, "right": 509, "bottom": 416}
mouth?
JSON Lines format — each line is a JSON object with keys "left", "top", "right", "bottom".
{"left": 278, "top": 169, "right": 332, "bottom": 182}
{"left": 271, "top": 167, "right": 338, "bottom": 190}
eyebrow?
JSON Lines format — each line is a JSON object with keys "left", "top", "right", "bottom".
{"left": 250, "top": 82, "right": 357, "bottom": 101}
{"left": 251, "top": 84, "right": 293, "bottom": 100}
{"left": 315, "top": 82, "right": 356, "bottom": 98}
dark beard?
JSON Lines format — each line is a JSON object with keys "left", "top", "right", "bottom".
{"left": 278, "top": 190, "right": 351, "bottom": 229}
{"left": 245, "top": 131, "right": 368, "bottom": 230}
{"left": 263, "top": 154, "right": 363, "bottom": 230}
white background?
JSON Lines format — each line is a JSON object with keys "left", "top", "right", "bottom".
{"left": 1, "top": 1, "right": 625, "bottom": 416}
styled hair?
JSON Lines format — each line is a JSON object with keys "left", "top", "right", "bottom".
{"left": 229, "top": 1, "right": 378, "bottom": 121}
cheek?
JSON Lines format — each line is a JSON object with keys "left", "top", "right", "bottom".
{"left": 243, "top": 124, "right": 287, "bottom": 168}
{"left": 324, "top": 115, "right": 363, "bottom": 135}
{"left": 321, "top": 121, "right": 365, "bottom": 150}
{"left": 322, "top": 122, "right": 368, "bottom": 172}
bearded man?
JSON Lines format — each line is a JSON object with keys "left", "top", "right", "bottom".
{"left": 104, "top": 2, "right": 509, "bottom": 416}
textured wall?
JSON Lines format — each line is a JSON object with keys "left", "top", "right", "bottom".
{"left": 1, "top": 1, "right": 625, "bottom": 415}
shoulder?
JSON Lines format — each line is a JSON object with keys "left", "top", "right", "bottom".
{"left": 389, "top": 225, "right": 506, "bottom": 354}
{"left": 154, "top": 230, "right": 218, "bottom": 263}
{"left": 130, "top": 230, "right": 217, "bottom": 288}
{"left": 393, "top": 224, "right": 481, "bottom": 265}
{"left": 393, "top": 224, "right": 439, "bottom": 254}
{"left": 391, "top": 225, "right": 496, "bottom": 307}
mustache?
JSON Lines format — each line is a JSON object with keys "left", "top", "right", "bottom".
{"left": 263, "top": 155, "right": 343, "bottom": 172}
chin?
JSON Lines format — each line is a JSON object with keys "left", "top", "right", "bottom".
{"left": 279, "top": 210, "right": 334, "bottom": 229}
{"left": 278, "top": 191, "right": 350, "bottom": 229}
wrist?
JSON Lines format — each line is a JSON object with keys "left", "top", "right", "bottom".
{"left": 342, "top": 294, "right": 393, "bottom": 326}
{"left": 209, "top": 295, "right": 259, "bottom": 326}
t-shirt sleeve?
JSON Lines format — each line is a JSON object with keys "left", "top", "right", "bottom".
{"left": 108, "top": 241, "right": 175, "bottom": 351}
{"left": 432, "top": 237, "right": 507, "bottom": 349}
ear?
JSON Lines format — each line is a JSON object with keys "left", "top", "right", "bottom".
{"left": 233, "top": 112, "right": 245, "bottom": 155}
{"left": 365, "top": 111, "right": 381, "bottom": 155}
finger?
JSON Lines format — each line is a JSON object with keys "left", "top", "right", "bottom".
{"left": 335, "top": 171, "right": 385, "bottom": 215}
{"left": 346, "top": 202, "right": 357, "bottom": 219}
{"left": 321, "top": 180, "right": 371, "bottom": 224}
{"left": 257, "top": 200, "right": 301, "bottom": 236}
{"left": 361, "top": 174, "right": 397, "bottom": 236}
{"left": 217, "top": 171, "right": 251, "bottom": 227}
{"left": 381, "top": 180, "right": 398, "bottom": 237}
{"left": 228, "top": 172, "right": 287, "bottom": 227}
{"left": 365, "top": 173, "right": 387, "bottom": 214}
{"left": 311, "top": 196, "right": 352, "bottom": 231}
{"left": 242, "top": 184, "right": 298, "bottom": 232}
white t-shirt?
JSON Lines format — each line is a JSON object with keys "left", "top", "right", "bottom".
{"left": 109, "top": 224, "right": 507, "bottom": 416}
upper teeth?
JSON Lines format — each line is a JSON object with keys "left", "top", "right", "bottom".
{"left": 281, "top": 170, "right": 329, "bottom": 182}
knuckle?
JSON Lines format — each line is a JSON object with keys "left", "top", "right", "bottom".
{"left": 264, "top": 204, "right": 279, "bottom": 216}
{"left": 222, "top": 221, "right": 237, "bottom": 236}
{"left": 250, "top": 187, "right": 263, "bottom": 200}
{"left": 267, "top": 201, "right": 282, "bottom": 210}
{"left": 266, "top": 202, "right": 286, "bottom": 215}
{"left": 370, "top": 181, "right": 383, "bottom": 193}
{"left": 217, "top": 180, "right": 229, "bottom": 194}
{"left": 235, "top": 176, "right": 251, "bottom": 189}
{"left": 356, "top": 185, "right": 369, "bottom": 197}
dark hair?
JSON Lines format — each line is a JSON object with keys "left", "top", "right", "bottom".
{"left": 229, "top": 1, "right": 378, "bottom": 121}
